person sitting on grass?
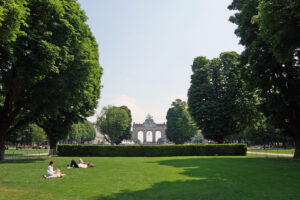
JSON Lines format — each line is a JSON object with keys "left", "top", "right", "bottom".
{"left": 68, "top": 158, "right": 94, "bottom": 169}
{"left": 44, "top": 161, "right": 66, "bottom": 179}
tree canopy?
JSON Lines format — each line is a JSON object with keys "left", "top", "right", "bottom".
{"left": 228, "top": 0, "right": 300, "bottom": 158}
{"left": 66, "top": 120, "right": 96, "bottom": 144}
{"left": 7, "top": 123, "right": 47, "bottom": 146}
{"left": 96, "top": 106, "right": 132, "bottom": 145}
{"left": 188, "top": 52, "right": 258, "bottom": 143}
{"left": 166, "top": 99, "right": 197, "bottom": 144}
{"left": 0, "top": 0, "right": 102, "bottom": 159}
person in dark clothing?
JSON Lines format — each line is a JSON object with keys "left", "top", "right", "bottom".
{"left": 68, "top": 159, "right": 79, "bottom": 168}
{"left": 67, "top": 159, "right": 94, "bottom": 168}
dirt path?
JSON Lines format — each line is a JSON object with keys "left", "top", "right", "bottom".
{"left": 24, "top": 153, "right": 49, "bottom": 156}
{"left": 248, "top": 151, "right": 293, "bottom": 157}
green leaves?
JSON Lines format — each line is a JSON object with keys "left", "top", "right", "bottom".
{"left": 257, "top": 0, "right": 300, "bottom": 63}
{"left": 228, "top": 0, "right": 300, "bottom": 158}
{"left": 166, "top": 99, "right": 198, "bottom": 144}
{"left": 188, "top": 52, "right": 258, "bottom": 143}
{"left": 0, "top": 0, "right": 102, "bottom": 157}
{"left": 96, "top": 106, "right": 132, "bottom": 145}
{"left": 0, "top": 0, "right": 29, "bottom": 42}
{"left": 67, "top": 120, "right": 96, "bottom": 143}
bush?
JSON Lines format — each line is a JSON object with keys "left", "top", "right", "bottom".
{"left": 57, "top": 144, "right": 247, "bottom": 157}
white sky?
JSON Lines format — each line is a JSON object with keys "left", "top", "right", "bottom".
{"left": 78, "top": 0, "right": 243, "bottom": 124}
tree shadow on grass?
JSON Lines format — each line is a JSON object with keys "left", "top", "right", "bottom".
{"left": 0, "top": 157, "right": 46, "bottom": 164}
{"left": 94, "top": 157, "right": 300, "bottom": 200}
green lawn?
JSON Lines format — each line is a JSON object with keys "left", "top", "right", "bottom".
{"left": 248, "top": 147, "right": 295, "bottom": 154}
{"left": 0, "top": 155, "right": 300, "bottom": 200}
{"left": 5, "top": 149, "right": 49, "bottom": 156}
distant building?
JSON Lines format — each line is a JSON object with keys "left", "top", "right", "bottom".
{"left": 133, "top": 114, "right": 167, "bottom": 144}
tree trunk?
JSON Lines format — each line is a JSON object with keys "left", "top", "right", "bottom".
{"left": 0, "top": 135, "right": 5, "bottom": 161}
{"left": 293, "top": 133, "right": 300, "bottom": 160}
{"left": 49, "top": 138, "right": 57, "bottom": 155}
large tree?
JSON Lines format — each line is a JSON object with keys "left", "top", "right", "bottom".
{"left": 228, "top": 0, "right": 300, "bottom": 158}
{"left": 0, "top": 0, "right": 102, "bottom": 159}
{"left": 188, "top": 52, "right": 258, "bottom": 143}
{"left": 96, "top": 106, "right": 131, "bottom": 145}
{"left": 166, "top": 99, "right": 197, "bottom": 144}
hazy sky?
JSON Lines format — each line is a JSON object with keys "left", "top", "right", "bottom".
{"left": 78, "top": 0, "right": 243, "bottom": 124}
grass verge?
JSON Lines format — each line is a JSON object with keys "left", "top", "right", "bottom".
{"left": 0, "top": 155, "right": 299, "bottom": 200}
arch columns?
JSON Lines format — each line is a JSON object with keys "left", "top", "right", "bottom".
{"left": 152, "top": 131, "right": 156, "bottom": 143}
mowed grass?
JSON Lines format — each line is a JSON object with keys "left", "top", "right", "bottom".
{"left": 0, "top": 155, "right": 300, "bottom": 200}
{"left": 248, "top": 147, "right": 295, "bottom": 154}
{"left": 5, "top": 149, "right": 49, "bottom": 156}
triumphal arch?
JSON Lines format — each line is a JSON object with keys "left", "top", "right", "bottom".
{"left": 133, "top": 114, "right": 167, "bottom": 144}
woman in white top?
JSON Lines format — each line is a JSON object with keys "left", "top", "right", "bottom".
{"left": 44, "top": 161, "right": 62, "bottom": 178}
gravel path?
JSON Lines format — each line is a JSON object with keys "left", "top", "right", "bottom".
{"left": 248, "top": 151, "right": 293, "bottom": 157}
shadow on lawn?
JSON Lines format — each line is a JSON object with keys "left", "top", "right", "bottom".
{"left": 0, "top": 157, "right": 46, "bottom": 164}
{"left": 94, "top": 157, "right": 300, "bottom": 200}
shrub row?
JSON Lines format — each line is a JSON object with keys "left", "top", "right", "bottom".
{"left": 57, "top": 144, "right": 247, "bottom": 157}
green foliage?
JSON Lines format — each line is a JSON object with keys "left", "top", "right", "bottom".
{"left": 0, "top": 0, "right": 28, "bottom": 42}
{"left": 66, "top": 120, "right": 96, "bottom": 144}
{"left": 57, "top": 144, "right": 247, "bottom": 156}
{"left": 96, "top": 106, "right": 132, "bottom": 145}
{"left": 31, "top": 124, "right": 47, "bottom": 146}
{"left": 7, "top": 126, "right": 32, "bottom": 146}
{"left": 119, "top": 106, "right": 133, "bottom": 144}
{"left": 192, "top": 138, "right": 203, "bottom": 144}
{"left": 156, "top": 138, "right": 164, "bottom": 144}
{"left": 0, "top": 0, "right": 102, "bottom": 157}
{"left": 228, "top": 0, "right": 300, "bottom": 158}
{"left": 166, "top": 99, "right": 198, "bottom": 144}
{"left": 188, "top": 52, "right": 258, "bottom": 143}
{"left": 6, "top": 123, "right": 46, "bottom": 146}
{"left": 257, "top": 0, "right": 300, "bottom": 63}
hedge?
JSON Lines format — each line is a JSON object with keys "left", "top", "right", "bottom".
{"left": 57, "top": 144, "right": 247, "bottom": 157}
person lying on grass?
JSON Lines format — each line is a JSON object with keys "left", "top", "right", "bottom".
{"left": 67, "top": 158, "right": 94, "bottom": 169}
{"left": 44, "top": 161, "right": 66, "bottom": 179}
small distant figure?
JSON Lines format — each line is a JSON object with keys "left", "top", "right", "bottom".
{"left": 44, "top": 161, "right": 66, "bottom": 179}
{"left": 68, "top": 158, "right": 94, "bottom": 169}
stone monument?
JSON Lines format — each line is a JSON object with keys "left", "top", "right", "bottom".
{"left": 133, "top": 114, "right": 167, "bottom": 144}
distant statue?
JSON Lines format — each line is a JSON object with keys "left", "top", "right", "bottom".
{"left": 144, "top": 114, "right": 155, "bottom": 126}
{"left": 146, "top": 114, "right": 153, "bottom": 120}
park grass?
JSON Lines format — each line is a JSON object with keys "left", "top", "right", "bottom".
{"left": 5, "top": 149, "right": 49, "bottom": 156}
{"left": 248, "top": 147, "right": 295, "bottom": 154}
{"left": 0, "top": 155, "right": 300, "bottom": 200}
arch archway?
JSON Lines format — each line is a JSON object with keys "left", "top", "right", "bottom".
{"left": 155, "top": 131, "right": 161, "bottom": 142}
{"left": 137, "top": 131, "right": 144, "bottom": 143}
{"left": 146, "top": 131, "right": 153, "bottom": 142}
